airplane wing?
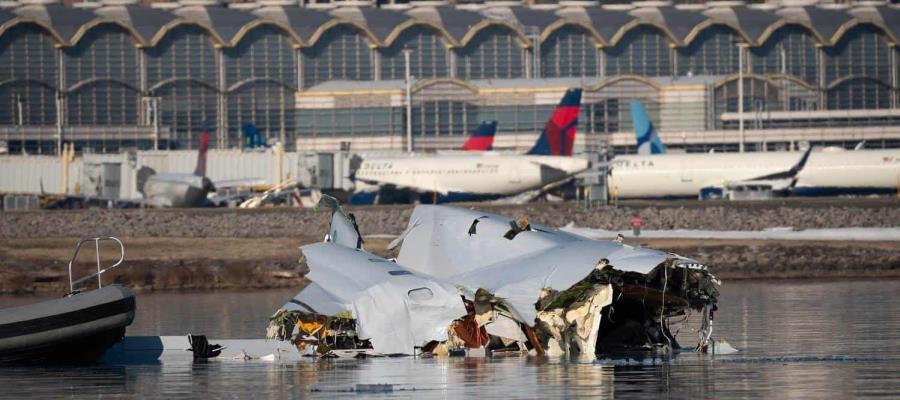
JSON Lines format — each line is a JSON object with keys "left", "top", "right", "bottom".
{"left": 143, "top": 175, "right": 195, "bottom": 185}
{"left": 350, "top": 174, "right": 462, "bottom": 196}
{"left": 747, "top": 145, "right": 814, "bottom": 182}
{"left": 701, "top": 146, "right": 815, "bottom": 195}
{"left": 212, "top": 178, "right": 265, "bottom": 188}
{"left": 498, "top": 160, "right": 591, "bottom": 203}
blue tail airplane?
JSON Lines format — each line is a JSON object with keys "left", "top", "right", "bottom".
{"left": 630, "top": 100, "right": 665, "bottom": 155}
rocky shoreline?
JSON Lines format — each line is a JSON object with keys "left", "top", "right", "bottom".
{"left": 1, "top": 199, "right": 898, "bottom": 294}
{"left": 2, "top": 198, "right": 899, "bottom": 239}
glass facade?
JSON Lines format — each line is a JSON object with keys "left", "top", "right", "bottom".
{"left": 713, "top": 78, "right": 783, "bottom": 129}
{"left": 224, "top": 25, "right": 297, "bottom": 145}
{"left": 1, "top": 6, "right": 898, "bottom": 153}
{"left": 151, "top": 81, "right": 218, "bottom": 149}
{"left": 824, "top": 24, "right": 891, "bottom": 86}
{"left": 676, "top": 25, "right": 741, "bottom": 76}
{"left": 224, "top": 25, "right": 297, "bottom": 88}
{"left": 412, "top": 100, "right": 477, "bottom": 137}
{"left": 379, "top": 25, "right": 449, "bottom": 80}
{"left": 455, "top": 25, "right": 525, "bottom": 79}
{"left": 0, "top": 23, "right": 58, "bottom": 127}
{"left": 64, "top": 24, "right": 141, "bottom": 127}
{"left": 605, "top": 25, "right": 672, "bottom": 77}
{"left": 301, "top": 24, "right": 373, "bottom": 87}
{"left": 540, "top": 25, "right": 599, "bottom": 78}
{"left": 67, "top": 80, "right": 140, "bottom": 126}
{"left": 295, "top": 107, "right": 399, "bottom": 137}
{"left": 146, "top": 25, "right": 218, "bottom": 87}
{"left": 145, "top": 25, "right": 219, "bottom": 149}
{"left": 826, "top": 78, "right": 892, "bottom": 110}
{"left": 227, "top": 82, "right": 294, "bottom": 144}
{"left": 0, "top": 80, "right": 57, "bottom": 126}
{"left": 751, "top": 25, "right": 819, "bottom": 84}
{"left": 479, "top": 104, "right": 555, "bottom": 134}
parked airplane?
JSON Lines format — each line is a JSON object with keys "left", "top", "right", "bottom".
{"left": 137, "top": 131, "right": 262, "bottom": 207}
{"left": 349, "top": 89, "right": 588, "bottom": 204}
{"left": 137, "top": 132, "right": 216, "bottom": 207}
{"left": 609, "top": 102, "right": 900, "bottom": 199}
{"left": 610, "top": 148, "right": 813, "bottom": 199}
{"left": 793, "top": 149, "right": 900, "bottom": 196}
{"left": 461, "top": 120, "right": 498, "bottom": 151}
{"left": 631, "top": 101, "right": 665, "bottom": 155}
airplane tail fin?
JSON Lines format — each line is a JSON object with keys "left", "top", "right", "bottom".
{"left": 194, "top": 130, "right": 210, "bottom": 177}
{"left": 789, "top": 145, "right": 814, "bottom": 177}
{"left": 787, "top": 145, "right": 815, "bottom": 189}
{"left": 242, "top": 123, "right": 265, "bottom": 149}
{"left": 754, "top": 145, "right": 815, "bottom": 183}
{"left": 136, "top": 166, "right": 156, "bottom": 195}
{"left": 527, "top": 88, "right": 582, "bottom": 156}
{"left": 461, "top": 120, "right": 497, "bottom": 151}
{"left": 631, "top": 100, "right": 665, "bottom": 155}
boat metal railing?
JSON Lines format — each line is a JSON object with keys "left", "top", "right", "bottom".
{"left": 68, "top": 236, "right": 125, "bottom": 294}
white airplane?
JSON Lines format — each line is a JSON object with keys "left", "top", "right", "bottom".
{"left": 349, "top": 89, "right": 590, "bottom": 204}
{"left": 136, "top": 131, "right": 261, "bottom": 207}
{"left": 793, "top": 149, "right": 900, "bottom": 196}
{"left": 608, "top": 102, "right": 900, "bottom": 199}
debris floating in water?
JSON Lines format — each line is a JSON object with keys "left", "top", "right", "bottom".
{"left": 270, "top": 195, "right": 723, "bottom": 359}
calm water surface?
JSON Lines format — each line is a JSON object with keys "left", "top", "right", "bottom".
{"left": 1, "top": 279, "right": 898, "bottom": 399}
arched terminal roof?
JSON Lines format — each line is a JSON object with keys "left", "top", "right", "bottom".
{"left": 0, "top": 2, "right": 896, "bottom": 48}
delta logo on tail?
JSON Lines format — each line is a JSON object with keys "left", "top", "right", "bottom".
{"left": 527, "top": 88, "right": 582, "bottom": 156}
{"left": 630, "top": 100, "right": 666, "bottom": 155}
{"left": 461, "top": 120, "right": 498, "bottom": 151}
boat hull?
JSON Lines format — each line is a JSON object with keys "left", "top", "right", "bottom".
{"left": 0, "top": 285, "right": 135, "bottom": 363}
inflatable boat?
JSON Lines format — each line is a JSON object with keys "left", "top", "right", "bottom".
{"left": 0, "top": 237, "right": 135, "bottom": 363}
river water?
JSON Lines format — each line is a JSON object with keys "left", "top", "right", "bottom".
{"left": 1, "top": 279, "right": 899, "bottom": 399}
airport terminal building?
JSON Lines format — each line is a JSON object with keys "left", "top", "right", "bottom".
{"left": 1, "top": 0, "right": 899, "bottom": 155}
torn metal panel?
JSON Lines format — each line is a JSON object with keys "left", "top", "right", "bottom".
{"left": 561, "top": 283, "right": 612, "bottom": 357}
{"left": 484, "top": 314, "right": 528, "bottom": 344}
{"left": 396, "top": 206, "right": 579, "bottom": 278}
{"left": 283, "top": 281, "right": 347, "bottom": 316}
{"left": 449, "top": 241, "right": 680, "bottom": 324}
{"left": 319, "top": 195, "right": 364, "bottom": 249}
{"left": 284, "top": 243, "right": 466, "bottom": 355}
{"left": 352, "top": 278, "right": 464, "bottom": 355}
{"left": 397, "top": 205, "right": 693, "bottom": 278}
{"left": 278, "top": 201, "right": 723, "bottom": 358}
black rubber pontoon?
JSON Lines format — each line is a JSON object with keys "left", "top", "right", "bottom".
{"left": 0, "top": 284, "right": 136, "bottom": 363}
{"left": 1, "top": 237, "right": 135, "bottom": 363}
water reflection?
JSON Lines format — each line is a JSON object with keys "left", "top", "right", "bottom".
{"left": 0, "top": 280, "right": 898, "bottom": 399}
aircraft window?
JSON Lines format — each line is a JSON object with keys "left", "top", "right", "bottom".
{"left": 388, "top": 270, "right": 412, "bottom": 276}
{"left": 407, "top": 287, "right": 434, "bottom": 302}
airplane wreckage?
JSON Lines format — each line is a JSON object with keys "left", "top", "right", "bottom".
{"left": 267, "top": 197, "right": 725, "bottom": 358}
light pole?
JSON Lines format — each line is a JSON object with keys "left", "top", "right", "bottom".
{"left": 144, "top": 97, "right": 160, "bottom": 150}
{"left": 737, "top": 42, "right": 745, "bottom": 153}
{"left": 402, "top": 47, "right": 414, "bottom": 153}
